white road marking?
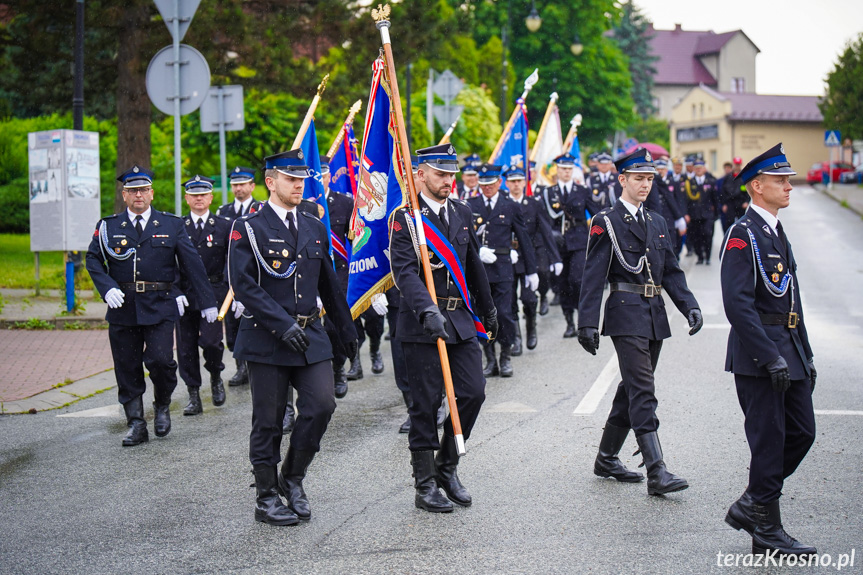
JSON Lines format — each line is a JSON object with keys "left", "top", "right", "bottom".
{"left": 573, "top": 353, "right": 619, "bottom": 416}
{"left": 57, "top": 404, "right": 123, "bottom": 418}
{"left": 814, "top": 410, "right": 863, "bottom": 416}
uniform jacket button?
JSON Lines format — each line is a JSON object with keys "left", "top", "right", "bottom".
{"left": 298, "top": 294, "right": 303, "bottom": 298}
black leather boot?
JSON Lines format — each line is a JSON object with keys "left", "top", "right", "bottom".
{"left": 334, "top": 365, "right": 348, "bottom": 399}
{"left": 347, "top": 354, "right": 363, "bottom": 381}
{"left": 253, "top": 465, "right": 299, "bottom": 526}
{"left": 539, "top": 293, "right": 549, "bottom": 316}
{"left": 370, "top": 338, "right": 384, "bottom": 374}
{"left": 725, "top": 491, "right": 757, "bottom": 534}
{"left": 751, "top": 499, "right": 817, "bottom": 556}
{"left": 411, "top": 450, "right": 453, "bottom": 513}
{"left": 499, "top": 347, "right": 513, "bottom": 377}
{"left": 228, "top": 359, "right": 248, "bottom": 386}
{"left": 482, "top": 343, "right": 499, "bottom": 377}
{"left": 153, "top": 400, "right": 171, "bottom": 438}
{"left": 121, "top": 396, "right": 148, "bottom": 446}
{"left": 563, "top": 311, "right": 576, "bottom": 338}
{"left": 210, "top": 372, "right": 225, "bottom": 406}
{"left": 635, "top": 431, "right": 688, "bottom": 495}
{"left": 594, "top": 423, "right": 644, "bottom": 483}
{"left": 399, "top": 391, "right": 412, "bottom": 434}
{"left": 524, "top": 306, "right": 538, "bottom": 350}
{"left": 435, "top": 435, "right": 471, "bottom": 506}
{"left": 183, "top": 386, "right": 203, "bottom": 416}
{"left": 278, "top": 448, "right": 315, "bottom": 520}
{"left": 282, "top": 393, "right": 295, "bottom": 435}
{"left": 511, "top": 321, "right": 523, "bottom": 357}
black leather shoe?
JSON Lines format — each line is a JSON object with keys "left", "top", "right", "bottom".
{"left": 435, "top": 435, "right": 471, "bottom": 506}
{"left": 411, "top": 450, "right": 453, "bottom": 513}
{"left": 282, "top": 401, "right": 295, "bottom": 435}
{"left": 594, "top": 423, "right": 644, "bottom": 483}
{"left": 635, "top": 432, "right": 688, "bottom": 495}
{"left": 499, "top": 348, "right": 513, "bottom": 377}
{"left": 210, "top": 374, "right": 226, "bottom": 406}
{"left": 725, "top": 491, "right": 757, "bottom": 534}
{"left": 370, "top": 340, "right": 384, "bottom": 374}
{"left": 153, "top": 401, "right": 171, "bottom": 437}
{"left": 278, "top": 448, "right": 315, "bottom": 520}
{"left": 183, "top": 387, "right": 203, "bottom": 416}
{"left": 347, "top": 355, "right": 363, "bottom": 380}
{"left": 482, "top": 344, "right": 499, "bottom": 377}
{"left": 539, "top": 294, "right": 549, "bottom": 316}
{"left": 563, "top": 311, "right": 577, "bottom": 338}
{"left": 253, "top": 466, "right": 299, "bottom": 526}
{"left": 228, "top": 359, "right": 248, "bottom": 386}
{"left": 511, "top": 322, "right": 523, "bottom": 357}
{"left": 751, "top": 499, "right": 817, "bottom": 556}
{"left": 334, "top": 366, "right": 348, "bottom": 399}
{"left": 525, "top": 308, "right": 538, "bottom": 350}
{"left": 121, "top": 397, "right": 148, "bottom": 446}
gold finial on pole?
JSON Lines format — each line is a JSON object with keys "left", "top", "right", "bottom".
{"left": 317, "top": 74, "right": 330, "bottom": 96}
{"left": 371, "top": 4, "right": 391, "bottom": 22}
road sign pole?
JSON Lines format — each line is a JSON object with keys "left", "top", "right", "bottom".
{"left": 217, "top": 87, "right": 228, "bottom": 205}
{"left": 829, "top": 146, "right": 833, "bottom": 191}
{"left": 172, "top": 0, "right": 182, "bottom": 215}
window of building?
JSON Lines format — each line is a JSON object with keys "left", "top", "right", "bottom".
{"left": 692, "top": 104, "right": 697, "bottom": 120}
{"left": 700, "top": 103, "right": 704, "bottom": 119}
{"left": 710, "top": 150, "right": 717, "bottom": 172}
{"left": 731, "top": 77, "right": 745, "bottom": 93}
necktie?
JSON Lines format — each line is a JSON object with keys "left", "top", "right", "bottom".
{"left": 440, "top": 205, "right": 449, "bottom": 235}
{"left": 286, "top": 212, "right": 298, "bottom": 243}
{"left": 486, "top": 198, "right": 493, "bottom": 214}
{"left": 134, "top": 215, "right": 143, "bottom": 236}
{"left": 196, "top": 219, "right": 204, "bottom": 232}
{"left": 637, "top": 209, "right": 647, "bottom": 235}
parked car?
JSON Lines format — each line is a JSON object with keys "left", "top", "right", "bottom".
{"left": 806, "top": 161, "right": 855, "bottom": 184}
{"left": 839, "top": 164, "right": 863, "bottom": 184}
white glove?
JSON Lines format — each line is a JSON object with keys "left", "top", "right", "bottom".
{"left": 201, "top": 307, "right": 218, "bottom": 323}
{"left": 674, "top": 217, "right": 687, "bottom": 233}
{"left": 371, "top": 293, "right": 388, "bottom": 316}
{"left": 231, "top": 300, "right": 245, "bottom": 319}
{"left": 552, "top": 262, "right": 564, "bottom": 276}
{"left": 525, "top": 273, "right": 539, "bottom": 292}
{"left": 105, "top": 287, "right": 125, "bottom": 309}
{"left": 510, "top": 249, "right": 519, "bottom": 264}
{"left": 316, "top": 296, "right": 324, "bottom": 310}
{"left": 479, "top": 246, "right": 497, "bottom": 264}
{"left": 176, "top": 295, "right": 189, "bottom": 317}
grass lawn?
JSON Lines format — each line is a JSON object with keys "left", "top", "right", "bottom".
{"left": 0, "top": 234, "right": 94, "bottom": 290}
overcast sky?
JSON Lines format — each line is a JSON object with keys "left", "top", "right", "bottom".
{"left": 635, "top": 0, "right": 862, "bottom": 96}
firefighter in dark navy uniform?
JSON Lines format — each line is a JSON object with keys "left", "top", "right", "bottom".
{"left": 228, "top": 149, "right": 358, "bottom": 526}
{"left": 175, "top": 175, "right": 234, "bottom": 416}
{"left": 645, "top": 158, "right": 687, "bottom": 257}
{"left": 577, "top": 148, "right": 703, "bottom": 496}
{"left": 467, "top": 164, "right": 538, "bottom": 378}
{"left": 503, "top": 166, "right": 561, "bottom": 355}
{"left": 720, "top": 143, "right": 817, "bottom": 557}
{"left": 86, "top": 166, "right": 218, "bottom": 446}
{"left": 684, "top": 158, "right": 721, "bottom": 264}
{"left": 389, "top": 143, "right": 498, "bottom": 513}
{"left": 217, "top": 166, "right": 262, "bottom": 387}
{"left": 456, "top": 153, "right": 481, "bottom": 200}
{"left": 586, "top": 152, "right": 621, "bottom": 209}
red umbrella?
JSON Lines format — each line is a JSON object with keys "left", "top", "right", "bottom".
{"left": 624, "top": 142, "right": 669, "bottom": 158}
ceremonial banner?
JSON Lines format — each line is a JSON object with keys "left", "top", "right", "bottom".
{"left": 329, "top": 123, "right": 360, "bottom": 197}
{"left": 300, "top": 121, "right": 333, "bottom": 257}
{"left": 569, "top": 132, "right": 586, "bottom": 185}
{"left": 490, "top": 99, "right": 529, "bottom": 178}
{"left": 346, "top": 57, "right": 408, "bottom": 316}
{"left": 531, "top": 96, "right": 563, "bottom": 187}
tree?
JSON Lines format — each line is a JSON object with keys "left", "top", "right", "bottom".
{"left": 820, "top": 33, "right": 863, "bottom": 140}
{"left": 611, "top": 1, "right": 658, "bottom": 120}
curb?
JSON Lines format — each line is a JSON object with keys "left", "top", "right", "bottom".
{"left": 0, "top": 369, "right": 116, "bottom": 414}
{"left": 819, "top": 185, "right": 863, "bottom": 217}
{"left": 0, "top": 317, "right": 108, "bottom": 330}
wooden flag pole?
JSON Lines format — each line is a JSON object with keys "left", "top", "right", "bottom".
{"left": 562, "top": 113, "right": 583, "bottom": 152}
{"left": 438, "top": 117, "right": 459, "bottom": 145}
{"left": 487, "top": 69, "right": 539, "bottom": 163}
{"left": 372, "top": 3, "right": 467, "bottom": 455}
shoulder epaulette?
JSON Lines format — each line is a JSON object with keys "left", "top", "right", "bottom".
{"left": 103, "top": 214, "right": 118, "bottom": 220}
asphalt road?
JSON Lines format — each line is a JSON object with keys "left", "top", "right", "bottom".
{"left": 1, "top": 186, "right": 861, "bottom": 575}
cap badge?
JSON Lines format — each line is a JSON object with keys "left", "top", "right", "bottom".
{"left": 195, "top": 175, "right": 201, "bottom": 182}
{"left": 447, "top": 145, "right": 455, "bottom": 155}
{"left": 780, "top": 144, "right": 785, "bottom": 154}
{"left": 132, "top": 166, "right": 139, "bottom": 173}
{"left": 645, "top": 151, "right": 652, "bottom": 162}
{"left": 234, "top": 167, "right": 240, "bottom": 173}
{"left": 297, "top": 150, "right": 304, "bottom": 160}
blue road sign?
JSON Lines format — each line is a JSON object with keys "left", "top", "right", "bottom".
{"left": 825, "top": 130, "right": 841, "bottom": 147}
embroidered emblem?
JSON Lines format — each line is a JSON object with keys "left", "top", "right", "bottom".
{"left": 392, "top": 221, "right": 402, "bottom": 232}
{"left": 590, "top": 225, "right": 604, "bottom": 236}
{"left": 93, "top": 229, "right": 99, "bottom": 237}
{"left": 762, "top": 225, "right": 771, "bottom": 235}
{"left": 726, "top": 238, "right": 747, "bottom": 250}
{"left": 208, "top": 218, "right": 214, "bottom": 225}
{"left": 153, "top": 220, "right": 160, "bottom": 227}
{"left": 230, "top": 230, "right": 242, "bottom": 241}
{"left": 120, "top": 221, "right": 127, "bottom": 228}
{"left": 772, "top": 273, "right": 780, "bottom": 283}
{"left": 272, "top": 260, "right": 281, "bottom": 269}
{"left": 185, "top": 220, "right": 191, "bottom": 226}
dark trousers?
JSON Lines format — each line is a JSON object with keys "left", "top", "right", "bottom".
{"left": 354, "top": 309, "right": 385, "bottom": 348}
{"left": 606, "top": 336, "right": 663, "bottom": 436}
{"left": 176, "top": 311, "right": 224, "bottom": 387}
{"left": 247, "top": 360, "right": 336, "bottom": 467}
{"left": 689, "top": 218, "right": 715, "bottom": 261}
{"left": 488, "top": 281, "right": 514, "bottom": 347}
{"left": 403, "top": 340, "right": 485, "bottom": 451}
{"left": 537, "top": 268, "right": 552, "bottom": 299}
{"left": 511, "top": 273, "right": 538, "bottom": 318}
{"left": 109, "top": 320, "right": 177, "bottom": 406}
{"left": 224, "top": 310, "right": 240, "bottom": 351}
{"left": 325, "top": 319, "right": 347, "bottom": 370}
{"left": 560, "top": 248, "right": 586, "bottom": 314}
{"left": 735, "top": 374, "right": 816, "bottom": 505}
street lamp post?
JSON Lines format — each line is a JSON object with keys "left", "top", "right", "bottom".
{"left": 502, "top": 0, "right": 543, "bottom": 123}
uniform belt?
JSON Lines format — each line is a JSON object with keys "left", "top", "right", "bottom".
{"left": 208, "top": 274, "right": 225, "bottom": 284}
{"left": 119, "top": 281, "right": 173, "bottom": 293}
{"left": 292, "top": 310, "right": 320, "bottom": 329}
{"left": 437, "top": 297, "right": 465, "bottom": 311}
{"left": 759, "top": 312, "right": 798, "bottom": 328}
{"left": 609, "top": 282, "right": 662, "bottom": 298}
{"left": 492, "top": 247, "right": 511, "bottom": 256}
{"left": 563, "top": 219, "right": 586, "bottom": 232}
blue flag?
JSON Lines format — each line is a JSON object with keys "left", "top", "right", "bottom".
{"left": 490, "top": 99, "right": 530, "bottom": 191}
{"left": 300, "top": 120, "right": 332, "bottom": 257}
{"left": 346, "top": 58, "right": 408, "bottom": 317}
{"left": 569, "top": 132, "right": 582, "bottom": 167}
{"left": 329, "top": 123, "right": 360, "bottom": 197}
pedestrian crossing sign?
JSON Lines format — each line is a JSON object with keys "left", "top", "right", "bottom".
{"left": 824, "top": 130, "right": 841, "bottom": 147}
